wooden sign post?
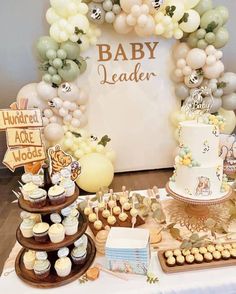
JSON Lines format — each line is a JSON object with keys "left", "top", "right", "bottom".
{"left": 0, "top": 102, "right": 46, "bottom": 172}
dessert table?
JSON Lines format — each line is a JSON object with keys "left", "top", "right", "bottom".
{"left": 1, "top": 189, "right": 236, "bottom": 294}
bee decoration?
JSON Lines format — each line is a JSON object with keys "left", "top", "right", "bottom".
{"left": 151, "top": 0, "right": 164, "bottom": 10}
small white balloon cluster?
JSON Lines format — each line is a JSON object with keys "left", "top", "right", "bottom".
{"left": 46, "top": 0, "right": 101, "bottom": 51}
{"left": 87, "top": 0, "right": 121, "bottom": 25}
{"left": 60, "top": 130, "right": 116, "bottom": 163}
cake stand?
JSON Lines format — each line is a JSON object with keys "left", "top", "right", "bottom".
{"left": 165, "top": 182, "right": 233, "bottom": 232}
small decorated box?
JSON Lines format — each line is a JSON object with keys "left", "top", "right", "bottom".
{"left": 105, "top": 227, "right": 150, "bottom": 275}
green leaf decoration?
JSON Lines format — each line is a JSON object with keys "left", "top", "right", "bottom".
{"left": 169, "top": 227, "right": 182, "bottom": 241}
{"left": 205, "top": 218, "right": 216, "bottom": 229}
{"left": 206, "top": 21, "right": 218, "bottom": 33}
{"left": 146, "top": 275, "right": 159, "bottom": 284}
{"left": 217, "top": 81, "right": 227, "bottom": 89}
{"left": 196, "top": 68, "right": 204, "bottom": 76}
{"left": 180, "top": 239, "right": 192, "bottom": 250}
{"left": 178, "top": 13, "right": 189, "bottom": 24}
{"left": 189, "top": 233, "right": 200, "bottom": 243}
{"left": 165, "top": 5, "right": 176, "bottom": 17}
{"left": 75, "top": 27, "right": 85, "bottom": 35}
{"left": 38, "top": 62, "right": 50, "bottom": 72}
{"left": 71, "top": 132, "right": 82, "bottom": 138}
{"left": 79, "top": 274, "right": 88, "bottom": 284}
{"left": 153, "top": 208, "right": 166, "bottom": 223}
{"left": 98, "top": 135, "right": 111, "bottom": 147}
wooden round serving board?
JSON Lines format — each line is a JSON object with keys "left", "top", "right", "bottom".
{"left": 16, "top": 212, "right": 88, "bottom": 251}
{"left": 166, "top": 182, "right": 233, "bottom": 206}
{"left": 18, "top": 187, "right": 80, "bottom": 214}
{"left": 15, "top": 234, "right": 96, "bottom": 288}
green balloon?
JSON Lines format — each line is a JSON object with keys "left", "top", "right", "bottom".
{"left": 48, "top": 66, "right": 57, "bottom": 76}
{"left": 194, "top": 0, "right": 213, "bottom": 16}
{"left": 196, "top": 28, "right": 206, "bottom": 40}
{"left": 187, "top": 33, "right": 198, "bottom": 48}
{"left": 213, "top": 27, "right": 229, "bottom": 49}
{"left": 60, "top": 41, "right": 81, "bottom": 60}
{"left": 52, "top": 74, "right": 62, "bottom": 85}
{"left": 36, "top": 36, "right": 59, "bottom": 61}
{"left": 197, "top": 39, "right": 208, "bottom": 49}
{"left": 43, "top": 73, "right": 52, "bottom": 83}
{"left": 76, "top": 56, "right": 87, "bottom": 74}
{"left": 205, "top": 32, "right": 215, "bottom": 44}
{"left": 58, "top": 60, "right": 80, "bottom": 82}
{"left": 200, "top": 9, "right": 223, "bottom": 31}
{"left": 215, "top": 6, "right": 229, "bottom": 25}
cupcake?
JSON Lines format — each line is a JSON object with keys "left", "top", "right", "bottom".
{"left": 74, "top": 235, "right": 88, "bottom": 249}
{"left": 60, "top": 179, "right": 75, "bottom": 197}
{"left": 191, "top": 247, "right": 199, "bottom": 255}
{"left": 29, "top": 213, "right": 42, "bottom": 223}
{"left": 48, "top": 185, "right": 66, "bottom": 205}
{"left": 199, "top": 247, "right": 207, "bottom": 254}
{"left": 231, "top": 243, "right": 236, "bottom": 249}
{"left": 71, "top": 245, "right": 87, "bottom": 265}
{"left": 182, "top": 249, "right": 190, "bottom": 256}
{"left": 194, "top": 253, "right": 204, "bottom": 263}
{"left": 32, "top": 174, "right": 43, "bottom": 187}
{"left": 164, "top": 250, "right": 173, "bottom": 259}
{"left": 48, "top": 224, "right": 65, "bottom": 243}
{"left": 215, "top": 244, "right": 224, "bottom": 252}
{"left": 224, "top": 244, "right": 232, "bottom": 250}
{"left": 213, "top": 251, "right": 221, "bottom": 260}
{"left": 166, "top": 256, "right": 176, "bottom": 267}
{"left": 21, "top": 173, "right": 33, "bottom": 184}
{"left": 33, "top": 223, "right": 49, "bottom": 243}
{"left": 23, "top": 250, "right": 36, "bottom": 270}
{"left": 204, "top": 252, "right": 213, "bottom": 262}
{"left": 21, "top": 182, "right": 38, "bottom": 200}
{"left": 71, "top": 208, "right": 80, "bottom": 219}
{"left": 29, "top": 188, "right": 47, "bottom": 208}
{"left": 185, "top": 254, "right": 194, "bottom": 264}
{"left": 230, "top": 248, "right": 236, "bottom": 258}
{"left": 207, "top": 245, "right": 215, "bottom": 253}
{"left": 222, "top": 249, "right": 230, "bottom": 260}
{"left": 20, "top": 218, "right": 36, "bottom": 238}
{"left": 173, "top": 249, "right": 182, "bottom": 257}
{"left": 33, "top": 259, "right": 51, "bottom": 279}
{"left": 176, "top": 255, "right": 185, "bottom": 265}
{"left": 63, "top": 216, "right": 79, "bottom": 236}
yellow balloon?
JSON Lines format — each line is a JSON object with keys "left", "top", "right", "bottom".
{"left": 76, "top": 153, "right": 114, "bottom": 193}
{"left": 218, "top": 108, "right": 236, "bottom": 135}
{"left": 170, "top": 110, "right": 186, "bottom": 127}
{"left": 183, "top": 0, "right": 200, "bottom": 9}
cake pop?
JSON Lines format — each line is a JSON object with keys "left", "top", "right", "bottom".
{"left": 118, "top": 205, "right": 128, "bottom": 222}
{"left": 98, "top": 191, "right": 105, "bottom": 211}
{"left": 102, "top": 201, "right": 110, "bottom": 219}
{"left": 123, "top": 201, "right": 131, "bottom": 211}
{"left": 94, "top": 208, "right": 103, "bottom": 231}
{"left": 130, "top": 195, "right": 138, "bottom": 217}
{"left": 107, "top": 207, "right": 116, "bottom": 225}
{"left": 108, "top": 189, "right": 116, "bottom": 209}
{"left": 113, "top": 205, "right": 121, "bottom": 216}
{"left": 84, "top": 198, "right": 92, "bottom": 216}
{"left": 88, "top": 209, "right": 97, "bottom": 223}
{"left": 119, "top": 186, "right": 127, "bottom": 205}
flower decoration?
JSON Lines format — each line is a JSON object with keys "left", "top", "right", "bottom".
{"left": 202, "top": 113, "right": 225, "bottom": 131}
{"left": 221, "top": 173, "right": 229, "bottom": 193}
{"left": 175, "top": 146, "right": 200, "bottom": 167}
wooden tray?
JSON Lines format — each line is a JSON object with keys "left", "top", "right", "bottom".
{"left": 89, "top": 204, "right": 145, "bottom": 237}
{"left": 158, "top": 249, "right": 236, "bottom": 274}
{"left": 15, "top": 234, "right": 96, "bottom": 288}
{"left": 18, "top": 187, "right": 80, "bottom": 214}
{"left": 16, "top": 212, "right": 88, "bottom": 251}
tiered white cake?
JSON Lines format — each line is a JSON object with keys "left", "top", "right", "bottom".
{"left": 170, "top": 120, "right": 228, "bottom": 200}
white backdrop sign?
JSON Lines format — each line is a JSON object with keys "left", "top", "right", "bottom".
{"left": 79, "top": 26, "right": 180, "bottom": 172}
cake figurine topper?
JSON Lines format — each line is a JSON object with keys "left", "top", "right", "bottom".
{"left": 182, "top": 87, "right": 213, "bottom": 119}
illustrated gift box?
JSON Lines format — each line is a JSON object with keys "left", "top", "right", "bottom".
{"left": 105, "top": 227, "right": 150, "bottom": 275}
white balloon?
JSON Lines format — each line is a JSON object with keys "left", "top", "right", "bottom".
{"left": 173, "top": 42, "right": 190, "bottom": 60}
{"left": 203, "top": 61, "right": 224, "bottom": 79}
{"left": 120, "top": 0, "right": 142, "bottom": 13}
{"left": 17, "top": 83, "right": 48, "bottom": 110}
{"left": 166, "top": 0, "right": 185, "bottom": 21}
{"left": 183, "top": 0, "right": 200, "bottom": 9}
{"left": 44, "top": 123, "right": 64, "bottom": 142}
{"left": 58, "top": 82, "right": 80, "bottom": 102}
{"left": 113, "top": 13, "right": 133, "bottom": 34}
{"left": 219, "top": 72, "right": 236, "bottom": 95}
{"left": 77, "top": 89, "right": 89, "bottom": 105}
{"left": 179, "top": 9, "right": 200, "bottom": 33}
{"left": 68, "top": 14, "right": 90, "bottom": 34}
{"left": 36, "top": 81, "right": 57, "bottom": 102}
{"left": 135, "top": 15, "right": 155, "bottom": 36}
{"left": 218, "top": 108, "right": 236, "bottom": 135}
{"left": 222, "top": 93, "right": 236, "bottom": 111}
{"left": 186, "top": 48, "right": 206, "bottom": 69}
{"left": 210, "top": 97, "right": 222, "bottom": 113}
{"left": 79, "top": 114, "right": 88, "bottom": 127}
{"left": 175, "top": 83, "right": 190, "bottom": 100}
{"left": 46, "top": 8, "right": 60, "bottom": 24}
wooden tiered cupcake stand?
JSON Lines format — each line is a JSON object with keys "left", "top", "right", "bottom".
{"left": 15, "top": 187, "right": 96, "bottom": 288}
{"left": 166, "top": 182, "right": 233, "bottom": 232}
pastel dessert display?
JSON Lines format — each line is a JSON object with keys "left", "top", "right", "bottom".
{"left": 28, "top": 188, "right": 47, "bottom": 208}
{"left": 62, "top": 215, "right": 79, "bottom": 236}
{"left": 20, "top": 218, "right": 36, "bottom": 238}
{"left": 48, "top": 185, "right": 66, "bottom": 205}
{"left": 48, "top": 224, "right": 65, "bottom": 243}
{"left": 23, "top": 250, "right": 36, "bottom": 270}
{"left": 170, "top": 118, "right": 230, "bottom": 200}
{"left": 33, "top": 252, "right": 51, "bottom": 279}
{"left": 32, "top": 222, "right": 50, "bottom": 243}
{"left": 54, "top": 247, "right": 72, "bottom": 277}
{"left": 105, "top": 228, "right": 150, "bottom": 275}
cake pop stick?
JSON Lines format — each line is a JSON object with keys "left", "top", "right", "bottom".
{"left": 130, "top": 195, "right": 138, "bottom": 217}
{"left": 94, "top": 207, "right": 102, "bottom": 230}
{"left": 107, "top": 206, "right": 116, "bottom": 225}
{"left": 119, "top": 205, "right": 128, "bottom": 222}
{"left": 108, "top": 189, "right": 116, "bottom": 209}
{"left": 131, "top": 216, "right": 137, "bottom": 229}
{"left": 102, "top": 200, "right": 110, "bottom": 219}
{"left": 98, "top": 191, "right": 105, "bottom": 211}
{"left": 84, "top": 198, "right": 92, "bottom": 216}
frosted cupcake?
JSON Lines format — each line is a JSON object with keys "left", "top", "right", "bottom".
{"left": 48, "top": 185, "right": 66, "bottom": 205}
{"left": 74, "top": 235, "right": 88, "bottom": 249}
{"left": 33, "top": 222, "right": 49, "bottom": 243}
{"left": 71, "top": 246, "right": 87, "bottom": 265}
{"left": 48, "top": 224, "right": 65, "bottom": 243}
{"left": 23, "top": 250, "right": 36, "bottom": 270}
{"left": 33, "top": 257, "right": 51, "bottom": 279}
{"left": 20, "top": 218, "right": 36, "bottom": 238}
{"left": 21, "top": 182, "right": 38, "bottom": 200}
{"left": 62, "top": 216, "right": 79, "bottom": 236}
{"left": 60, "top": 179, "right": 75, "bottom": 197}
{"left": 21, "top": 173, "right": 33, "bottom": 184}
{"left": 32, "top": 174, "right": 44, "bottom": 187}
{"left": 54, "top": 248, "right": 72, "bottom": 277}
{"left": 29, "top": 188, "right": 47, "bottom": 208}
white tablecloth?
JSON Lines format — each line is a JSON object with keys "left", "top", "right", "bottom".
{"left": 1, "top": 189, "right": 236, "bottom": 294}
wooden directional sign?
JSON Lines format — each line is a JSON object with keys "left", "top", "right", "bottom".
{"left": 3, "top": 146, "right": 46, "bottom": 172}
{"left": 6, "top": 128, "right": 43, "bottom": 148}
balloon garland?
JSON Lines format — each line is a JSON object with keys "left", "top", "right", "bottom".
{"left": 16, "top": 0, "right": 236, "bottom": 168}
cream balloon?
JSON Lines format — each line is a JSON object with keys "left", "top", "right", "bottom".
{"left": 76, "top": 153, "right": 114, "bottom": 193}
{"left": 179, "top": 10, "right": 200, "bottom": 33}
{"left": 58, "top": 82, "right": 80, "bottom": 102}
{"left": 44, "top": 123, "right": 64, "bottom": 143}
{"left": 113, "top": 13, "right": 133, "bottom": 34}
{"left": 203, "top": 61, "right": 224, "bottom": 79}
{"left": 222, "top": 93, "right": 236, "bottom": 111}
{"left": 170, "top": 110, "right": 186, "bottom": 127}
{"left": 173, "top": 42, "right": 190, "bottom": 60}
{"left": 36, "top": 81, "right": 58, "bottom": 102}
{"left": 183, "top": 0, "right": 200, "bottom": 9}
{"left": 186, "top": 48, "right": 206, "bottom": 69}
{"left": 135, "top": 15, "right": 155, "bottom": 36}
{"left": 218, "top": 108, "right": 236, "bottom": 135}
{"left": 17, "top": 83, "right": 48, "bottom": 110}
{"left": 120, "top": 0, "right": 142, "bottom": 13}
{"left": 166, "top": 0, "right": 185, "bottom": 21}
